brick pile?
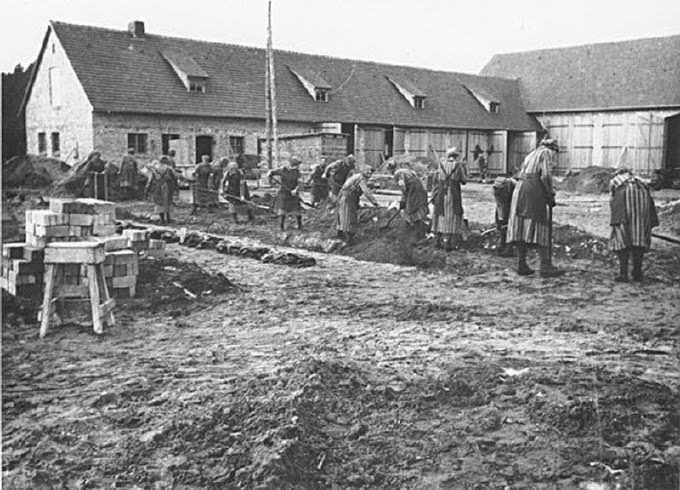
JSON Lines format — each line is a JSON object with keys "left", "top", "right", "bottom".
{"left": 1, "top": 243, "right": 44, "bottom": 297}
{"left": 2, "top": 198, "right": 147, "bottom": 300}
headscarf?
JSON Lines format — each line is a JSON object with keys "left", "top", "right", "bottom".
{"left": 226, "top": 161, "right": 240, "bottom": 174}
{"left": 359, "top": 165, "right": 374, "bottom": 177}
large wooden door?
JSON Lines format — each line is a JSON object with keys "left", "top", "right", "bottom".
{"left": 508, "top": 132, "right": 536, "bottom": 174}
{"left": 665, "top": 113, "right": 680, "bottom": 169}
{"left": 359, "top": 126, "right": 386, "bottom": 168}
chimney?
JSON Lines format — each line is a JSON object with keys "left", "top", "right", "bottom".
{"left": 128, "top": 20, "right": 145, "bottom": 38}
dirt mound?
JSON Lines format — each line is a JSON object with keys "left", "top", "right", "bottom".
{"left": 657, "top": 201, "right": 680, "bottom": 236}
{"left": 50, "top": 156, "right": 148, "bottom": 201}
{"left": 2, "top": 155, "right": 70, "bottom": 188}
{"left": 558, "top": 166, "right": 615, "bottom": 194}
{"left": 124, "top": 257, "right": 237, "bottom": 315}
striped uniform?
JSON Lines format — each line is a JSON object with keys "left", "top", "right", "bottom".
{"left": 507, "top": 147, "right": 554, "bottom": 246}
{"left": 395, "top": 168, "right": 429, "bottom": 224}
{"left": 609, "top": 172, "right": 657, "bottom": 251}
{"left": 432, "top": 160, "right": 467, "bottom": 234}
{"left": 336, "top": 173, "right": 377, "bottom": 232}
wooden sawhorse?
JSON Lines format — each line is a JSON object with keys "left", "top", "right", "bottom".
{"left": 40, "top": 242, "right": 115, "bottom": 338}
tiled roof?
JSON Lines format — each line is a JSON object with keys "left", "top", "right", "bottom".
{"left": 480, "top": 35, "right": 680, "bottom": 112}
{"left": 45, "top": 21, "right": 539, "bottom": 131}
{"left": 289, "top": 67, "right": 331, "bottom": 89}
{"left": 387, "top": 77, "right": 427, "bottom": 97}
{"left": 160, "top": 50, "right": 209, "bottom": 78}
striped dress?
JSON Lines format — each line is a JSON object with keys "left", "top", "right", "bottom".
{"left": 394, "top": 168, "right": 429, "bottom": 224}
{"left": 337, "top": 173, "right": 377, "bottom": 232}
{"left": 609, "top": 171, "right": 657, "bottom": 251}
{"left": 432, "top": 160, "right": 467, "bottom": 234}
{"left": 507, "top": 147, "right": 554, "bottom": 246}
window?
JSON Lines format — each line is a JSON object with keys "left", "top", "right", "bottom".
{"left": 51, "top": 132, "right": 60, "bottom": 156}
{"left": 315, "top": 89, "right": 328, "bottom": 102}
{"left": 489, "top": 102, "right": 500, "bottom": 114}
{"left": 229, "top": 136, "right": 245, "bottom": 157}
{"left": 414, "top": 97, "right": 425, "bottom": 109}
{"left": 38, "top": 132, "right": 47, "bottom": 154}
{"left": 48, "top": 67, "right": 61, "bottom": 107}
{"left": 161, "top": 133, "right": 180, "bottom": 155}
{"left": 127, "top": 133, "right": 148, "bottom": 154}
{"left": 188, "top": 77, "right": 206, "bottom": 93}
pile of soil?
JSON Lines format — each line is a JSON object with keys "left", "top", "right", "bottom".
{"left": 50, "top": 156, "right": 148, "bottom": 201}
{"left": 558, "top": 166, "right": 615, "bottom": 194}
{"left": 657, "top": 201, "right": 680, "bottom": 236}
{"left": 2, "top": 155, "right": 70, "bottom": 189}
{"left": 124, "top": 257, "right": 237, "bottom": 315}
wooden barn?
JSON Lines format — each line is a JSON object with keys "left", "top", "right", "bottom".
{"left": 481, "top": 35, "right": 680, "bottom": 175}
{"left": 21, "top": 20, "right": 540, "bottom": 174}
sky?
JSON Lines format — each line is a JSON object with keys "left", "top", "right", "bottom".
{"left": 1, "top": 0, "right": 679, "bottom": 74}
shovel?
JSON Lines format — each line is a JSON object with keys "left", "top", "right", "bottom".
{"left": 380, "top": 209, "right": 401, "bottom": 230}
{"left": 269, "top": 175, "right": 317, "bottom": 208}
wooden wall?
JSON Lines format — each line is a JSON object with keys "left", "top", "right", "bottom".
{"left": 353, "top": 124, "right": 539, "bottom": 174}
{"left": 537, "top": 110, "right": 680, "bottom": 175}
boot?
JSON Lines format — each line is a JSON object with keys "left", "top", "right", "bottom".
{"left": 159, "top": 214, "right": 166, "bottom": 225}
{"left": 232, "top": 213, "right": 239, "bottom": 224}
{"left": 615, "top": 249, "right": 629, "bottom": 282}
{"left": 336, "top": 230, "right": 344, "bottom": 239}
{"left": 444, "top": 234, "right": 453, "bottom": 252}
{"left": 498, "top": 230, "right": 513, "bottom": 256}
{"left": 297, "top": 216, "right": 303, "bottom": 230}
{"left": 165, "top": 213, "right": 172, "bottom": 224}
{"left": 280, "top": 215, "right": 286, "bottom": 231}
{"left": 539, "top": 246, "right": 565, "bottom": 278}
{"left": 516, "top": 243, "right": 534, "bottom": 276}
{"left": 631, "top": 247, "right": 644, "bottom": 282}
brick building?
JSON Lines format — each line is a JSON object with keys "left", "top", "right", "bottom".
{"left": 481, "top": 35, "right": 680, "bottom": 175}
{"left": 22, "top": 20, "right": 539, "bottom": 174}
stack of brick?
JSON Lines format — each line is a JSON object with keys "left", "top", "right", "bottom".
{"left": 148, "top": 239, "right": 166, "bottom": 259}
{"left": 0, "top": 243, "right": 44, "bottom": 297}
{"left": 122, "top": 229, "right": 150, "bottom": 256}
{"left": 101, "top": 236, "right": 139, "bottom": 298}
{"left": 2, "top": 198, "right": 142, "bottom": 300}
{"left": 24, "top": 198, "right": 117, "bottom": 247}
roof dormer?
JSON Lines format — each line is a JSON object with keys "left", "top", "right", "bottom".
{"left": 161, "top": 50, "right": 209, "bottom": 93}
{"left": 463, "top": 84, "right": 500, "bottom": 113}
{"left": 387, "top": 76, "right": 427, "bottom": 109}
{"left": 289, "top": 67, "right": 331, "bottom": 102}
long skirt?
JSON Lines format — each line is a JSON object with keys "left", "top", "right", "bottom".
{"left": 153, "top": 182, "right": 172, "bottom": 214}
{"left": 609, "top": 183, "right": 654, "bottom": 251}
{"left": 193, "top": 184, "right": 215, "bottom": 206}
{"left": 336, "top": 193, "right": 359, "bottom": 232}
{"left": 432, "top": 191, "right": 464, "bottom": 234}
{"left": 274, "top": 190, "right": 302, "bottom": 216}
{"left": 507, "top": 188, "right": 550, "bottom": 246}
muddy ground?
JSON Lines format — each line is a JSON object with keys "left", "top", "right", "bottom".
{"left": 2, "top": 183, "right": 680, "bottom": 489}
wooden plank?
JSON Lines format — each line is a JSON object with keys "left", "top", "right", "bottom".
{"left": 98, "top": 263, "right": 115, "bottom": 326}
{"left": 99, "top": 298, "right": 116, "bottom": 318}
{"left": 39, "top": 264, "right": 57, "bottom": 338}
{"left": 86, "top": 265, "right": 103, "bottom": 334}
{"left": 44, "top": 242, "right": 105, "bottom": 264}
{"left": 56, "top": 284, "right": 89, "bottom": 298}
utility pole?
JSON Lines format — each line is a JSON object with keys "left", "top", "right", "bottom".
{"left": 266, "top": 0, "right": 279, "bottom": 169}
